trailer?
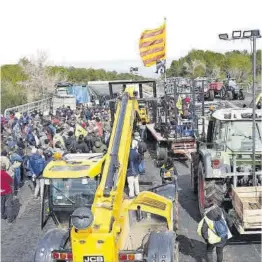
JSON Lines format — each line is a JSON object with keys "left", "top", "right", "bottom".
{"left": 146, "top": 79, "right": 219, "bottom": 162}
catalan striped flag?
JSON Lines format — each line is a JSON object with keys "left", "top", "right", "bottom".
{"left": 139, "top": 22, "right": 166, "bottom": 67}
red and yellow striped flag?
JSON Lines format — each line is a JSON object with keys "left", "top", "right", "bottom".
{"left": 139, "top": 22, "right": 166, "bottom": 67}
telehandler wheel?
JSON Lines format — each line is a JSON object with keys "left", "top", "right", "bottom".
{"left": 156, "top": 143, "right": 168, "bottom": 161}
{"left": 144, "top": 231, "right": 177, "bottom": 262}
{"left": 208, "top": 90, "right": 215, "bottom": 101}
{"left": 34, "top": 228, "right": 68, "bottom": 262}
{"left": 198, "top": 162, "right": 227, "bottom": 216}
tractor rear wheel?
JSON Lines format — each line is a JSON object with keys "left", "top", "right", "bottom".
{"left": 220, "top": 87, "right": 226, "bottom": 98}
{"left": 208, "top": 90, "right": 215, "bottom": 101}
{"left": 197, "top": 162, "right": 227, "bottom": 216}
{"left": 191, "top": 153, "right": 199, "bottom": 194}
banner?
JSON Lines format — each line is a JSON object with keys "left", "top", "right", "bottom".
{"left": 75, "top": 123, "right": 88, "bottom": 138}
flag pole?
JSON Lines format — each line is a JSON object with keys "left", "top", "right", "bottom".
{"left": 163, "top": 17, "right": 168, "bottom": 124}
{"left": 164, "top": 17, "right": 167, "bottom": 83}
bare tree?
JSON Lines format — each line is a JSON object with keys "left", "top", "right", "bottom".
{"left": 19, "top": 51, "right": 67, "bottom": 102}
{"left": 211, "top": 65, "right": 221, "bottom": 79}
{"left": 228, "top": 68, "right": 248, "bottom": 82}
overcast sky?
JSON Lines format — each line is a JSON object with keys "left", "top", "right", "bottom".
{"left": 1, "top": 0, "right": 262, "bottom": 77}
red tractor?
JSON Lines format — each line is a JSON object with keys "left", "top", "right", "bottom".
{"left": 208, "top": 80, "right": 224, "bottom": 98}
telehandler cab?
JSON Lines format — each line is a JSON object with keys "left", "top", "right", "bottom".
{"left": 34, "top": 83, "right": 179, "bottom": 262}
{"left": 40, "top": 153, "right": 105, "bottom": 229}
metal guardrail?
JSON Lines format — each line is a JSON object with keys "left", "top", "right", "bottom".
{"left": 4, "top": 97, "right": 52, "bottom": 117}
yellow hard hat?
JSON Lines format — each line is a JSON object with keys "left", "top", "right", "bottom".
{"left": 53, "top": 152, "right": 62, "bottom": 160}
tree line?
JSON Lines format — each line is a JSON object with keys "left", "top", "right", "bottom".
{"left": 1, "top": 52, "right": 145, "bottom": 112}
{"left": 1, "top": 49, "right": 261, "bottom": 112}
{"left": 166, "top": 49, "right": 261, "bottom": 83}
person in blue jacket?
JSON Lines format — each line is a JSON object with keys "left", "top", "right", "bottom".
{"left": 126, "top": 140, "right": 140, "bottom": 198}
{"left": 9, "top": 151, "right": 23, "bottom": 195}
{"left": 28, "top": 148, "right": 46, "bottom": 199}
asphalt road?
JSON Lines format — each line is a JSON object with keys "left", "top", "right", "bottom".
{"left": 1, "top": 150, "right": 261, "bottom": 262}
{"left": 1, "top": 93, "right": 260, "bottom": 262}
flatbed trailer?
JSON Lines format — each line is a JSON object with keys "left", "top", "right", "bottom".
{"left": 146, "top": 123, "right": 196, "bottom": 161}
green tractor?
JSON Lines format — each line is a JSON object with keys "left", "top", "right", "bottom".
{"left": 191, "top": 108, "right": 262, "bottom": 234}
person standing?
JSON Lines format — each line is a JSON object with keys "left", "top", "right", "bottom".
{"left": 28, "top": 148, "right": 46, "bottom": 199}
{"left": 1, "top": 163, "right": 14, "bottom": 223}
{"left": 197, "top": 199, "right": 233, "bottom": 262}
{"left": 127, "top": 140, "right": 140, "bottom": 198}
{"left": 134, "top": 132, "right": 147, "bottom": 175}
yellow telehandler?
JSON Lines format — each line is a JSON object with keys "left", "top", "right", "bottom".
{"left": 34, "top": 83, "right": 179, "bottom": 262}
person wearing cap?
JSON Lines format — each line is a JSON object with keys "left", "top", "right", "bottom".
{"left": 126, "top": 139, "right": 140, "bottom": 198}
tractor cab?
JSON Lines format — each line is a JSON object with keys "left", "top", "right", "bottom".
{"left": 41, "top": 153, "right": 105, "bottom": 229}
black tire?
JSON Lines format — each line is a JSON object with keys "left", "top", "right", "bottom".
{"left": 34, "top": 228, "right": 68, "bottom": 262}
{"left": 191, "top": 153, "right": 199, "bottom": 194}
{"left": 208, "top": 90, "right": 215, "bottom": 101}
{"left": 226, "top": 91, "right": 233, "bottom": 100}
{"left": 197, "top": 162, "right": 227, "bottom": 216}
{"left": 205, "top": 180, "right": 227, "bottom": 207}
{"left": 156, "top": 143, "right": 168, "bottom": 161}
{"left": 239, "top": 90, "right": 245, "bottom": 100}
{"left": 233, "top": 93, "right": 238, "bottom": 100}
{"left": 145, "top": 231, "right": 176, "bottom": 262}
{"left": 143, "top": 128, "right": 148, "bottom": 142}
{"left": 220, "top": 87, "right": 226, "bottom": 98}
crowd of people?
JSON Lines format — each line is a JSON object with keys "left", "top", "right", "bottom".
{"left": 1, "top": 101, "right": 232, "bottom": 262}
{"left": 0, "top": 105, "right": 111, "bottom": 223}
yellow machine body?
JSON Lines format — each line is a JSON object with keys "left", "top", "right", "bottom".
{"left": 138, "top": 101, "right": 150, "bottom": 124}
{"left": 43, "top": 153, "right": 105, "bottom": 179}
{"left": 70, "top": 87, "right": 174, "bottom": 261}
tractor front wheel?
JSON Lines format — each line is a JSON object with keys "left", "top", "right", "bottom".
{"left": 156, "top": 143, "right": 168, "bottom": 161}
{"left": 197, "top": 162, "right": 227, "bottom": 216}
{"left": 208, "top": 90, "right": 215, "bottom": 101}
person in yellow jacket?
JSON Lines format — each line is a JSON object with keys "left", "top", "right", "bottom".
{"left": 197, "top": 199, "right": 233, "bottom": 262}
